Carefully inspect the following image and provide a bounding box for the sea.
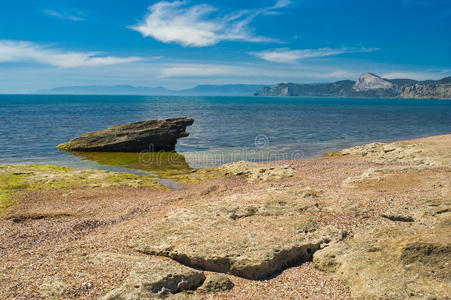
[1,95,451,175]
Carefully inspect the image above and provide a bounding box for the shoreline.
[1,133,450,299]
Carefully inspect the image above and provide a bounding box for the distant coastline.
[34,72,451,99]
[36,84,265,97]
[254,72,451,99]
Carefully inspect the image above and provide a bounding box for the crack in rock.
[129,194,343,279]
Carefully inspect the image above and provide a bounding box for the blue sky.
[0,0,450,92]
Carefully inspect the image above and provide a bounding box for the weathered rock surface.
[220,161,295,182]
[129,190,343,279]
[313,134,451,299]
[39,279,69,298]
[57,117,194,152]
[333,134,451,167]
[92,254,206,299]
[197,274,234,293]
[313,211,451,299]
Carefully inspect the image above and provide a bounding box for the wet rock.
[129,193,343,279]
[57,117,194,152]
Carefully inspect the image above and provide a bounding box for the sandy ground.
[0,134,450,299]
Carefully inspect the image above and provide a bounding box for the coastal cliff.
[255,73,451,99]
[400,77,451,98]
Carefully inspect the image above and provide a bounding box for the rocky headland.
[1,134,450,299]
[255,72,451,99]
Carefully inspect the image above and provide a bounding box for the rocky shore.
[1,134,450,299]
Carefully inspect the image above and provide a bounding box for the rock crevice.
[129,193,343,280]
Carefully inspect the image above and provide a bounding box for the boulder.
[197,274,234,293]
[129,191,344,279]
[57,117,194,152]
[96,254,206,300]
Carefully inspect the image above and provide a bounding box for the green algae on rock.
[69,151,192,177]
[0,164,163,215]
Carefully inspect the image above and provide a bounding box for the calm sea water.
[1,95,451,172]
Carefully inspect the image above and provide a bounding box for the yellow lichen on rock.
[0,164,162,215]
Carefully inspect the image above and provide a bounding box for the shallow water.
[1,95,451,173]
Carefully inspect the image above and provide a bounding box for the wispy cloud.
[381,71,448,80]
[0,40,141,68]
[130,0,290,47]
[160,64,240,77]
[272,0,292,9]
[43,9,85,22]
[159,63,359,80]
[251,47,379,63]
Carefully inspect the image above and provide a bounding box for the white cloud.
[381,71,448,80]
[160,64,239,77]
[130,1,289,47]
[272,0,292,9]
[251,47,379,63]
[159,63,359,80]
[43,9,85,22]
[0,40,141,68]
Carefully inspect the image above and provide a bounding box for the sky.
[0,0,450,93]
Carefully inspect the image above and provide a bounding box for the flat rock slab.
[219,161,295,182]
[334,134,451,168]
[129,191,343,279]
[92,253,206,299]
[313,212,451,299]
[57,117,194,152]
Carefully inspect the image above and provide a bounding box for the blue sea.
[1,95,451,172]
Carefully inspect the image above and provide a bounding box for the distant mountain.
[37,84,265,96]
[177,84,265,96]
[353,73,394,91]
[254,73,451,99]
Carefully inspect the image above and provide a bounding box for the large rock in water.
[57,117,194,152]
